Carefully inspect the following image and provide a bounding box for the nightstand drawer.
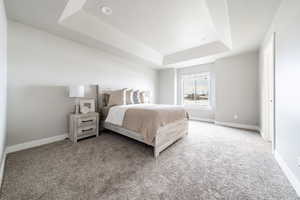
[69,112,99,143]
[77,126,97,136]
[77,116,97,127]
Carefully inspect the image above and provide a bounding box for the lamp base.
[74,104,79,114]
[74,98,80,114]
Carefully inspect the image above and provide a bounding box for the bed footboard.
[104,120,188,158]
[154,119,189,157]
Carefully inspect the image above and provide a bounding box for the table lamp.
[69,85,85,114]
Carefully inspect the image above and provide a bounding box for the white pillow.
[126,89,134,104]
[139,91,146,103]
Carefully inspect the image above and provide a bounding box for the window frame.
[181,72,212,109]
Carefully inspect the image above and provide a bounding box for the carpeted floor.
[0,121,298,200]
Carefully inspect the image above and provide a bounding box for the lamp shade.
[69,85,85,98]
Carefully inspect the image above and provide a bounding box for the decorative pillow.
[126,89,134,104]
[139,91,146,103]
[107,89,126,106]
[132,90,141,104]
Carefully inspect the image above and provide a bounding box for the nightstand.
[69,112,99,143]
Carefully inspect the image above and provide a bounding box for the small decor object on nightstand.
[69,85,85,114]
[69,112,99,143]
[79,99,95,114]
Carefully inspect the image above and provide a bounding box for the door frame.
[272,32,276,152]
[262,32,276,152]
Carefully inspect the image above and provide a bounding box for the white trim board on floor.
[6,134,68,154]
[189,117,215,123]
[0,153,7,188]
[274,151,300,197]
[214,121,260,132]
[190,118,260,132]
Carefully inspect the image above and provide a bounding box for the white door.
[262,34,275,149]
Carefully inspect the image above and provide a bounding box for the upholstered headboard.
[97,87,122,120]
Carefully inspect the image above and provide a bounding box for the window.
[182,73,211,107]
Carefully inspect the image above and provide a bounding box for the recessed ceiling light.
[100,6,112,15]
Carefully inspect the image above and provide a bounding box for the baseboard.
[6,134,68,154]
[190,117,215,123]
[214,121,260,132]
[190,118,260,132]
[0,152,7,188]
[274,151,300,197]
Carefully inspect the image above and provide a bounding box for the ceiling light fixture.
[100,5,112,15]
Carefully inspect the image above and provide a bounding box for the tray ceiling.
[5,0,282,68]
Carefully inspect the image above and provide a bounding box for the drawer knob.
[81,119,94,123]
[82,128,94,132]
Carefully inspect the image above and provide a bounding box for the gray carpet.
[0,121,298,200]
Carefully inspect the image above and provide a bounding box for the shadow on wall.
[24,85,74,114]
[7,85,75,146]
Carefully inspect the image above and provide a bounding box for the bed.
[98,88,189,157]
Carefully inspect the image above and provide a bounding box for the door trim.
[272,32,276,152]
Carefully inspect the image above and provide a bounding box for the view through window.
[182,73,210,106]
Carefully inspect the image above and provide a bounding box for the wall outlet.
[298,157,300,167]
[234,114,238,120]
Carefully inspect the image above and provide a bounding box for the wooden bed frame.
[96,86,189,157]
[104,119,188,157]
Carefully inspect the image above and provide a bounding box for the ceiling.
[4,0,282,68]
[84,0,218,55]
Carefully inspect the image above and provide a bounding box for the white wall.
[0,0,7,182]
[158,68,177,104]
[276,17,300,190]
[7,21,158,146]
[159,52,259,127]
[214,52,259,126]
[260,0,300,194]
